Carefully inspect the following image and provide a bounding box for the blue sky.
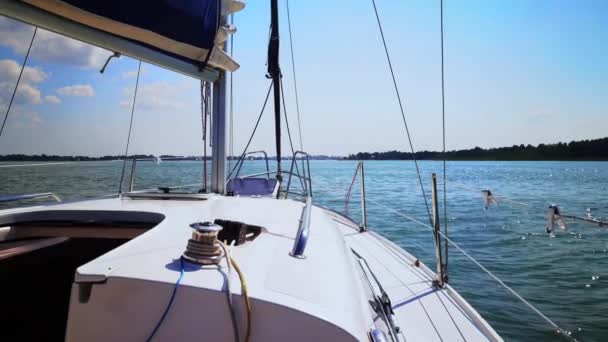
[0,0,606,157]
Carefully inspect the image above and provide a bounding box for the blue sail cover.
[60,0,220,52]
[20,0,238,71]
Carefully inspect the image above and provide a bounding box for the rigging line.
[229,12,235,173]
[285,0,304,150]
[201,81,208,192]
[279,79,297,157]
[146,257,185,342]
[364,232,466,341]
[369,0,433,227]
[356,235,442,341]
[230,255,252,342]
[366,198,577,342]
[439,0,449,274]
[433,287,467,342]
[218,242,240,342]
[354,250,402,341]
[279,79,305,191]
[344,164,361,217]
[118,60,142,194]
[86,182,205,200]
[227,83,273,180]
[0,26,37,139]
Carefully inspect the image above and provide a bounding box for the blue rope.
[146,257,185,342]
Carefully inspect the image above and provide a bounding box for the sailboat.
[0,1,506,341]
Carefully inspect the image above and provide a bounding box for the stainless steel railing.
[289,196,312,258]
[0,192,61,204]
[284,151,312,199]
[233,151,270,180]
[128,156,202,192]
[345,161,368,232]
[225,150,312,200]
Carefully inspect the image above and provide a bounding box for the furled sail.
[1,0,244,80]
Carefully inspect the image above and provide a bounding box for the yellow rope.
[230,256,251,342]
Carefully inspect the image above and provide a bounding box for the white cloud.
[0,59,48,84]
[121,81,187,111]
[56,84,95,97]
[45,95,62,104]
[0,81,42,106]
[15,83,42,104]
[122,70,138,78]
[0,59,48,108]
[0,17,112,69]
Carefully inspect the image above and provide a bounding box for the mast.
[268,0,282,177]
[211,74,227,193]
[211,10,229,194]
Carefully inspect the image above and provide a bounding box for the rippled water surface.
[1,160,607,341]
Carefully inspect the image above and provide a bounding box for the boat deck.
[330,209,499,341]
[0,195,501,341]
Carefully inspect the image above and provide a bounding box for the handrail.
[284,151,312,198]
[241,170,311,181]
[129,159,137,192]
[122,192,208,200]
[345,161,368,232]
[234,151,270,180]
[0,192,61,204]
[128,156,203,192]
[290,196,312,258]
[360,162,368,231]
[225,150,310,199]
[241,171,274,179]
[229,150,270,181]
[0,161,97,168]
[430,173,447,286]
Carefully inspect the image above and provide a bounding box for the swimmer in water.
[546,204,567,237]
[482,190,498,210]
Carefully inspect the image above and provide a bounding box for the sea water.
[1,160,607,341]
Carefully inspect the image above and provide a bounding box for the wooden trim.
[0,237,68,260]
[3,226,145,240]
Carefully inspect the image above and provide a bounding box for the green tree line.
[346,137,608,161]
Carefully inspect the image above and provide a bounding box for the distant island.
[0,154,340,162]
[1,137,607,162]
[346,137,608,161]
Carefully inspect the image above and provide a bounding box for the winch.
[183,221,224,265]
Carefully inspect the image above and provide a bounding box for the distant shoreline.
[2,157,608,163]
[0,154,339,162]
[1,137,606,162]
[346,137,608,162]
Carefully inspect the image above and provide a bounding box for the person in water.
[482,190,498,210]
[546,204,567,237]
